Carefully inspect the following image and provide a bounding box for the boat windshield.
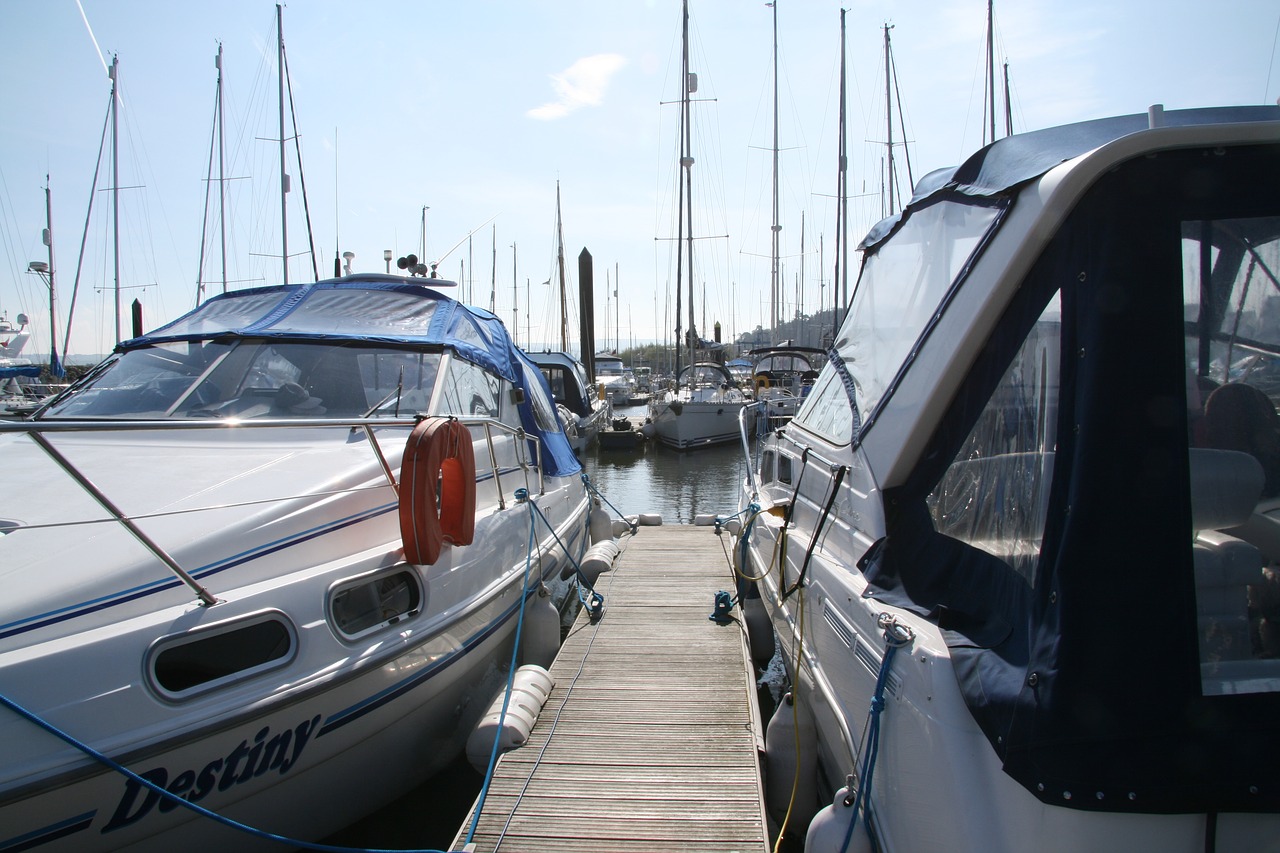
[754,353,816,375]
[596,360,624,376]
[796,198,1004,444]
[678,364,732,389]
[40,339,460,420]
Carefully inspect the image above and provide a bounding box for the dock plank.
[451,524,770,853]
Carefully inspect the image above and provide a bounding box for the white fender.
[562,539,620,583]
[465,665,555,772]
[805,783,871,853]
[764,691,820,831]
[520,586,561,670]
[589,505,613,544]
[637,513,663,526]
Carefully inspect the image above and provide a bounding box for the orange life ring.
[399,417,477,565]
[755,374,770,391]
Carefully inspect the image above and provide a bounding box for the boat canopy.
[115,275,580,477]
[861,105,1280,251]
[804,109,1280,813]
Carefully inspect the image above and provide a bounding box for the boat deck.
[451,524,770,853]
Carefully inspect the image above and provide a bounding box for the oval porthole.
[150,613,295,699]
[329,569,423,640]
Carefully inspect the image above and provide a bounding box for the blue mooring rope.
[464,485,610,846]
[464,487,541,848]
[838,614,914,853]
[0,690,450,853]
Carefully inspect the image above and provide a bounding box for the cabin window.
[760,450,776,484]
[358,351,441,415]
[150,614,294,697]
[792,370,856,445]
[330,570,423,639]
[439,358,501,418]
[522,361,561,434]
[928,294,1061,587]
[777,453,793,485]
[834,199,1003,431]
[1182,214,1280,694]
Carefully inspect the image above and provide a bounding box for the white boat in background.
[649,361,751,450]
[749,344,823,432]
[594,353,635,408]
[528,349,609,453]
[0,273,599,851]
[649,1,752,453]
[737,105,1280,851]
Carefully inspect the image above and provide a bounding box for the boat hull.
[0,426,589,853]
[650,398,752,450]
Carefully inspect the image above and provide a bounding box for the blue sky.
[1,0,1277,360]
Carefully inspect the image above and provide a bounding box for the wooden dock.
[452,524,770,853]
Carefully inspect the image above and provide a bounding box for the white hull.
[0,274,599,851]
[0,425,588,851]
[737,108,1280,850]
[650,397,752,449]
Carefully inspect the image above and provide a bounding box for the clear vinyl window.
[1183,215,1280,695]
[927,295,1061,588]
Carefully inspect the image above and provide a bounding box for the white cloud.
[528,53,627,120]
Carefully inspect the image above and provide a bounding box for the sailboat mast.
[276,4,289,286]
[837,9,849,323]
[883,25,895,217]
[681,1,696,374]
[985,0,996,146]
[217,45,228,294]
[673,0,689,378]
[556,182,569,352]
[110,55,121,344]
[769,0,780,343]
[43,180,60,374]
[1003,60,1013,136]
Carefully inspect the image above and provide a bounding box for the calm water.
[582,403,752,524]
[320,410,752,851]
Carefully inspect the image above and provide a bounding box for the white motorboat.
[736,105,1280,851]
[649,361,752,451]
[528,350,609,453]
[593,353,635,408]
[748,344,823,433]
[0,273,598,851]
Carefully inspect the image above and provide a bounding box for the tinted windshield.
[42,340,445,419]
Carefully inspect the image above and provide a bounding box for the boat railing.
[0,415,543,605]
[738,402,761,499]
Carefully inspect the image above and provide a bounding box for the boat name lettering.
[101,714,322,834]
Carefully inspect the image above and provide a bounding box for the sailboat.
[528,184,609,453]
[737,100,1280,851]
[648,0,752,451]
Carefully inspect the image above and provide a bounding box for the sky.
[0,0,1277,362]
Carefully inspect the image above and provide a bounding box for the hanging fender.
[399,417,477,565]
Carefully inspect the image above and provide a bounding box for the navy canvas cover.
[863,133,1280,812]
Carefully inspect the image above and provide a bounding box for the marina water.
[322,407,753,850]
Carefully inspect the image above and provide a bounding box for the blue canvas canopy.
[126,274,580,478]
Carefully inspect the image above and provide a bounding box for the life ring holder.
[399,417,477,565]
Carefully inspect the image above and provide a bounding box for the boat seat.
[1190,449,1266,663]
[1227,496,1280,566]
